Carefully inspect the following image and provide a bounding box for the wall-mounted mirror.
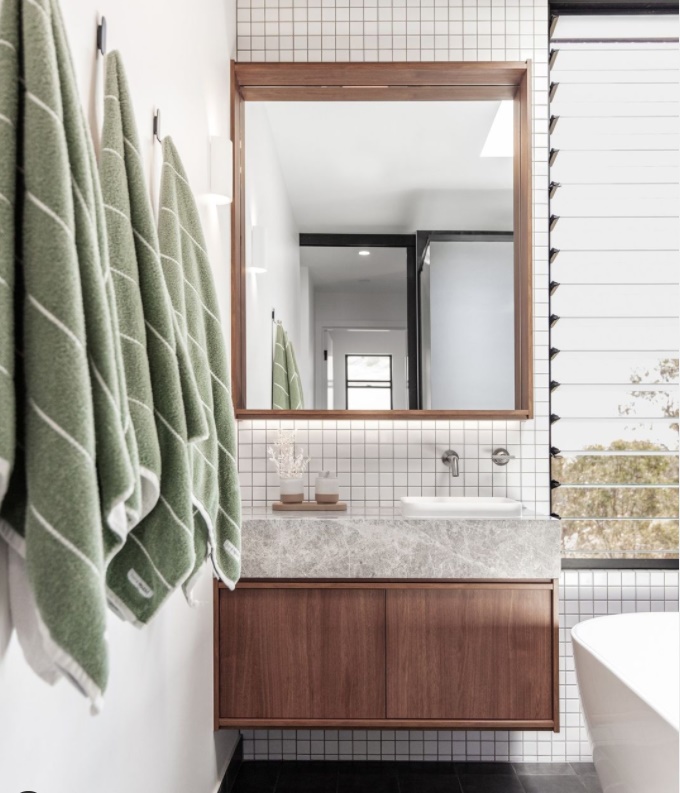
[231,63,532,419]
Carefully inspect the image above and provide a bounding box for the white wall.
[313,291,406,408]
[244,104,311,408]
[428,240,515,410]
[0,1,239,791]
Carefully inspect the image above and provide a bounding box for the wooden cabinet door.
[218,587,386,721]
[386,586,554,722]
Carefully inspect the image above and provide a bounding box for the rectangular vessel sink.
[401,496,522,518]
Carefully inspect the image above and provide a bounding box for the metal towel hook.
[153,110,162,143]
[96,16,107,55]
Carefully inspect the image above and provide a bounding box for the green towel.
[272,322,304,409]
[99,52,160,526]
[158,137,241,591]
[0,0,18,511]
[0,0,136,706]
[100,51,206,624]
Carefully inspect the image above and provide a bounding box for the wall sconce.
[248,226,267,274]
[208,135,232,204]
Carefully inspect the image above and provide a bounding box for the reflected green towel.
[158,137,241,591]
[0,0,135,706]
[272,322,304,410]
[100,52,204,623]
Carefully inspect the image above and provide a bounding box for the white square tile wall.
[236,0,550,516]
[238,419,550,513]
[241,570,680,761]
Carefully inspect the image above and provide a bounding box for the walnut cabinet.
[215,580,559,731]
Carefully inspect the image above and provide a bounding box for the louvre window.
[549,14,679,559]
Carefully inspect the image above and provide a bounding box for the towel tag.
[223,539,241,562]
[127,569,154,599]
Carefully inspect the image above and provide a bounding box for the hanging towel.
[272,322,304,410]
[0,0,17,514]
[100,51,207,624]
[100,50,161,527]
[0,0,135,707]
[158,137,241,591]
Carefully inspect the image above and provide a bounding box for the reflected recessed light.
[358,250,370,256]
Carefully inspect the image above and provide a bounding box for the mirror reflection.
[244,100,515,410]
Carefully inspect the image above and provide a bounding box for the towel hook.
[96,16,107,55]
[153,110,162,142]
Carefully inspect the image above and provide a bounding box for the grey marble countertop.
[241,511,561,580]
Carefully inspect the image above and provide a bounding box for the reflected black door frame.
[299,233,419,409]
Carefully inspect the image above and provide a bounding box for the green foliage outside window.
[554,359,679,559]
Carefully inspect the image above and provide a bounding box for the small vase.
[279,477,304,504]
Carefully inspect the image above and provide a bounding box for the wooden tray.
[272,501,347,512]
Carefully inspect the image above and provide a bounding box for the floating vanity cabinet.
[215,580,559,731]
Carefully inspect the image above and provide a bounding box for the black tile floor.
[231,761,603,793]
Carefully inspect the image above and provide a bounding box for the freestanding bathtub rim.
[572,612,680,733]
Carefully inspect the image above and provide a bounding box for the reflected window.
[346,355,393,410]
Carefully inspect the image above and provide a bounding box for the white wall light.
[208,135,233,204]
[480,101,513,158]
[248,226,268,274]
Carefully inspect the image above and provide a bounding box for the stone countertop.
[240,512,561,580]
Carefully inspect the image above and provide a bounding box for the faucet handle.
[491,448,516,466]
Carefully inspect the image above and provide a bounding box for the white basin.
[400,496,523,518]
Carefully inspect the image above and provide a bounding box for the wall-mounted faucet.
[441,449,460,478]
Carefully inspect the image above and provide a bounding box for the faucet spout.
[441,449,460,478]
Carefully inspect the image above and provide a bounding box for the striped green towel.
[0,0,18,512]
[158,137,241,591]
[272,322,304,409]
[0,0,136,706]
[101,51,205,624]
[99,51,160,527]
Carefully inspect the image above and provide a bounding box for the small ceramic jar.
[279,477,304,504]
[315,473,339,504]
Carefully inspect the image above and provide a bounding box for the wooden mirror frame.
[230,61,533,420]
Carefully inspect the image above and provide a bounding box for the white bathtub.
[572,612,679,793]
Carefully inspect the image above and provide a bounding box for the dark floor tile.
[513,764,575,776]
[578,774,603,793]
[569,763,597,777]
[337,761,399,793]
[456,763,517,775]
[459,773,524,793]
[276,760,338,793]
[397,761,461,793]
[232,761,281,793]
[518,775,587,793]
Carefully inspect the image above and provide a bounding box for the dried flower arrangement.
[267,430,310,480]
